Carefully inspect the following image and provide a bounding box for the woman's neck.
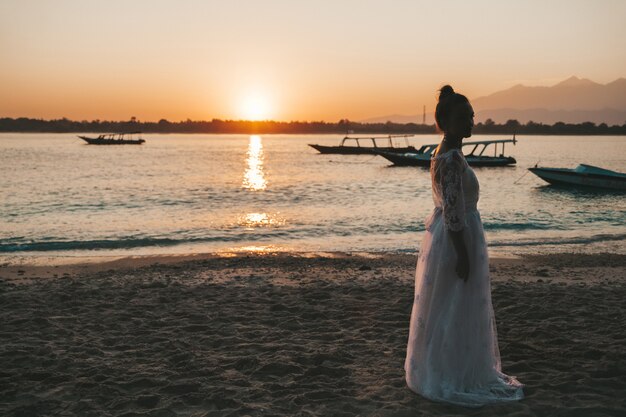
[442,135,462,148]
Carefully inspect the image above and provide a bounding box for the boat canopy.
[414,137,517,157]
[340,134,414,148]
[575,164,626,178]
[101,131,143,139]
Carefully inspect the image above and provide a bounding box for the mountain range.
[362,76,626,125]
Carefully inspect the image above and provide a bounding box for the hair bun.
[439,85,455,101]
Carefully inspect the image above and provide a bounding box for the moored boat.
[309,134,417,154]
[529,164,626,191]
[374,138,517,167]
[78,131,145,145]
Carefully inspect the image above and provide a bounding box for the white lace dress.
[404,148,524,407]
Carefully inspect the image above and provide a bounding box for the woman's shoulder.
[433,148,461,158]
[432,149,466,178]
[432,148,464,162]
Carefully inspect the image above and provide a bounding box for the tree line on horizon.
[1,116,625,135]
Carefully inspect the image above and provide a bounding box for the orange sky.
[1,0,625,122]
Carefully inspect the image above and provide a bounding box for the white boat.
[528,164,626,191]
[374,138,517,167]
[309,134,417,154]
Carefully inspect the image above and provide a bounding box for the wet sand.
[1,252,625,416]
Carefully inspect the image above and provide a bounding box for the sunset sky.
[1,0,625,122]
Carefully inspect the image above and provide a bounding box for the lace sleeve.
[441,151,466,232]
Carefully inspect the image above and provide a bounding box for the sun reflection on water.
[239,212,285,229]
[243,135,266,191]
[224,245,286,254]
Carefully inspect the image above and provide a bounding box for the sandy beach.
[1,251,625,416]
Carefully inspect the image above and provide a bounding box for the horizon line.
[2,116,626,127]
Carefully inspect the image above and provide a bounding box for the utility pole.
[422,105,426,125]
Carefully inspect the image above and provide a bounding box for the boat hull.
[308,144,417,155]
[79,136,145,145]
[375,151,517,167]
[529,167,626,191]
[466,156,517,167]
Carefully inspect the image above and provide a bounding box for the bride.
[404,85,524,407]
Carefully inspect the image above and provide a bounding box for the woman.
[404,85,524,407]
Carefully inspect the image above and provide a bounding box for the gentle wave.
[0,227,343,252]
[489,233,626,247]
[2,232,624,253]
[482,221,556,231]
[0,236,247,252]
[0,238,177,252]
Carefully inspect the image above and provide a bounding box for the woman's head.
[435,85,474,139]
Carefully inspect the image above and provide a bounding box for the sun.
[240,93,272,121]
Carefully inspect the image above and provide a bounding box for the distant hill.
[363,76,626,125]
[472,76,626,124]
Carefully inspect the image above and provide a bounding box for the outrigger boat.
[374,138,517,167]
[78,131,145,145]
[309,134,418,154]
[529,164,626,191]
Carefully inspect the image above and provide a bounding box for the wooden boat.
[529,164,626,191]
[374,138,517,167]
[309,134,417,154]
[78,131,145,145]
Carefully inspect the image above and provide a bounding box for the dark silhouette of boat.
[529,164,626,191]
[374,138,517,167]
[78,131,145,145]
[309,134,417,154]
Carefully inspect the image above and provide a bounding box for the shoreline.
[1,249,625,283]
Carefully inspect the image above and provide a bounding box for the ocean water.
[1,133,624,257]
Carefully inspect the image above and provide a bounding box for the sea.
[1,133,624,259]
